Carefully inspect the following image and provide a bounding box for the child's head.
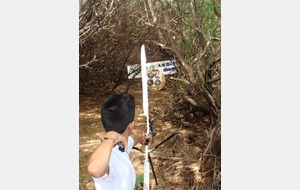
[101,92,135,134]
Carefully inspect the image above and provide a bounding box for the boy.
[87,92,149,190]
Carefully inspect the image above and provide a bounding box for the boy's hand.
[141,134,153,146]
[105,131,128,152]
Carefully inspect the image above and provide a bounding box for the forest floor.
[79,80,213,190]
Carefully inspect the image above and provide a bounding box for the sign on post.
[127,60,176,79]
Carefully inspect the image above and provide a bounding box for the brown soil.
[79,80,214,190]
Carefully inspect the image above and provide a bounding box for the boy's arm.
[87,131,127,178]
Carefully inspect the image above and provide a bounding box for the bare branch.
[211,0,221,19]
[79,54,97,68]
[147,0,157,24]
[79,0,90,13]
[183,95,198,107]
[79,0,120,45]
[206,77,221,84]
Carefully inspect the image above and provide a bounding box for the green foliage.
[201,0,220,38]
[135,173,166,189]
[181,6,190,15]
[158,0,168,7]
[135,174,144,189]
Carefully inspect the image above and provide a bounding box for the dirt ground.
[79,80,214,190]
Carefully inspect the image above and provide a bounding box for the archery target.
[147,69,166,91]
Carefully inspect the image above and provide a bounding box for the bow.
[138,45,177,189]
[141,44,151,190]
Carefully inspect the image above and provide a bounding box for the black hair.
[101,92,135,134]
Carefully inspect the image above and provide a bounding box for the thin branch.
[169,77,191,85]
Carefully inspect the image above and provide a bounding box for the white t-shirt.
[92,136,136,190]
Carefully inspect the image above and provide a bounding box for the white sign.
[127,60,176,79]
